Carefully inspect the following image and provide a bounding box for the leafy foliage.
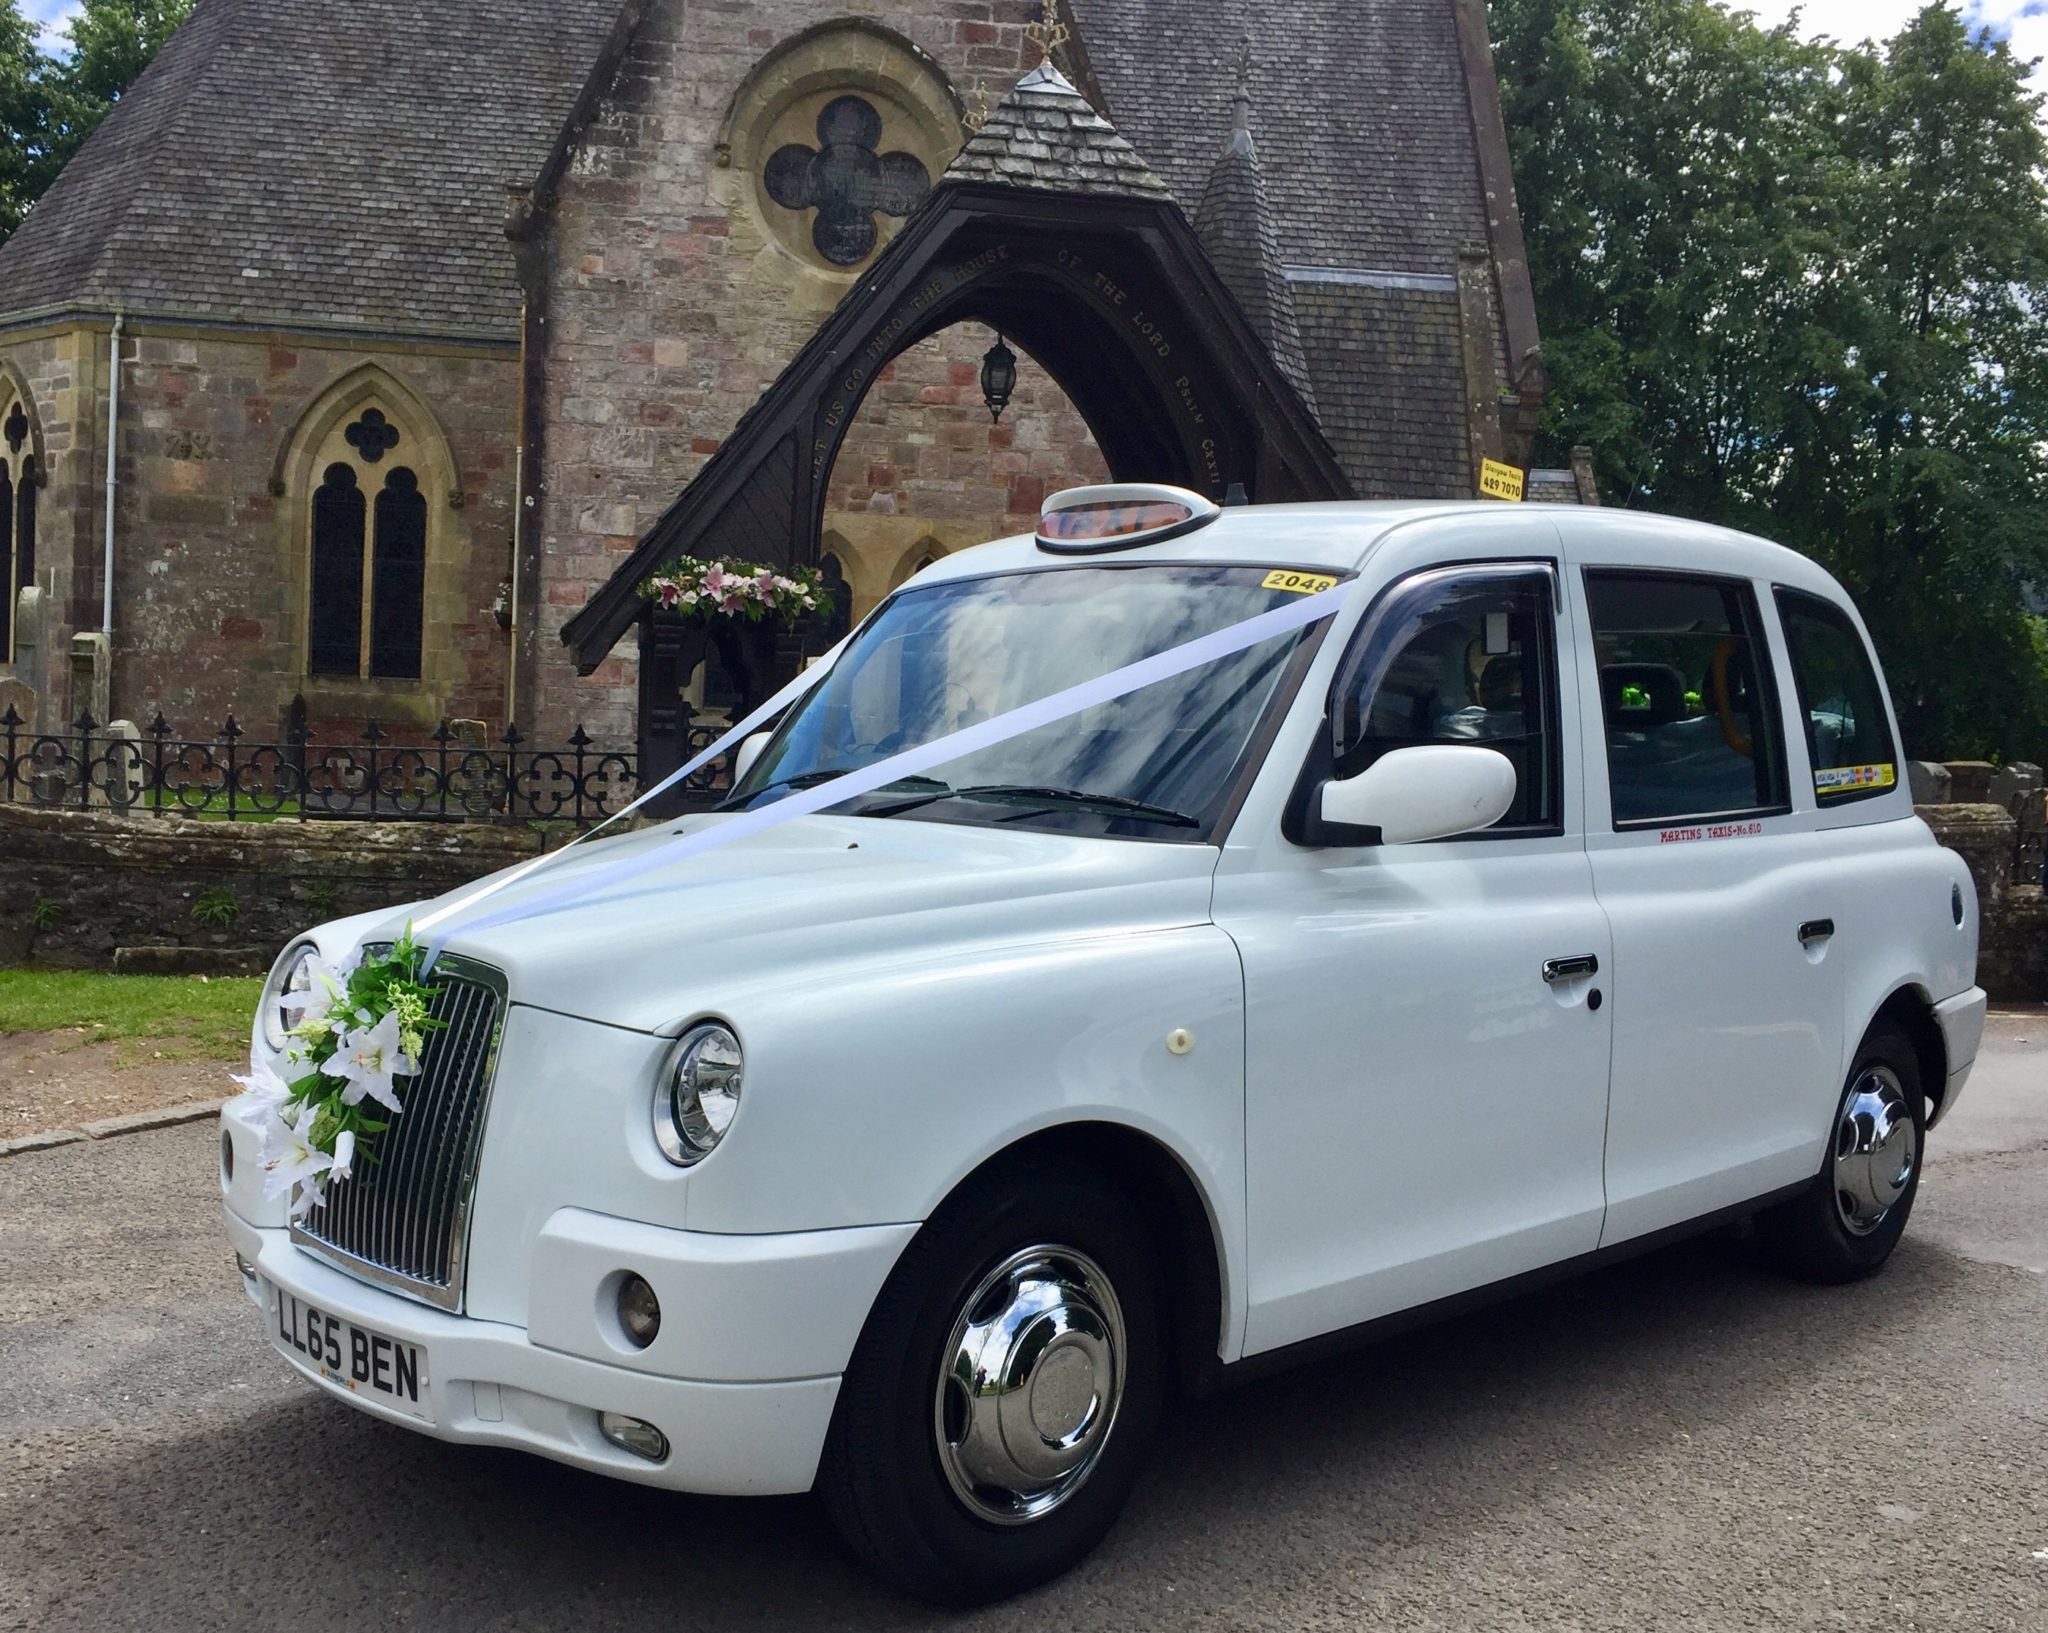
[273,930,442,1184]
[190,884,239,928]
[0,0,190,240]
[1493,0,2048,763]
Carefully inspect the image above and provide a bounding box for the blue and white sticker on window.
[1814,763,1896,795]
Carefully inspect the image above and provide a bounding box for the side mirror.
[732,731,772,789]
[1319,744,1517,845]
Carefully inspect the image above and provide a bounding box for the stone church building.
[0,0,1578,760]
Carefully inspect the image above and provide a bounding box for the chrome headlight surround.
[654,1022,744,1166]
[259,940,320,1054]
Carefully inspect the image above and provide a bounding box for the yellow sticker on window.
[1814,764,1897,793]
[1262,569,1340,595]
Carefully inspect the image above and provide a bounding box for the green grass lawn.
[0,968,264,1061]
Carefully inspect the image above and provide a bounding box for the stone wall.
[0,327,98,714]
[823,331,1108,619]
[1919,802,2044,1002]
[0,805,538,972]
[0,320,522,742]
[527,1,1109,744]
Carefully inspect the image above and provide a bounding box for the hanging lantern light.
[980,335,1018,424]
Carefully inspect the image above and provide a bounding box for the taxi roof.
[909,500,1846,603]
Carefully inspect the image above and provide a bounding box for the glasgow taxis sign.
[1478,458,1525,502]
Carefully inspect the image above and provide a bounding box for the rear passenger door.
[1566,559,1843,1245]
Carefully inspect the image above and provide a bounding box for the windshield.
[727,563,1334,839]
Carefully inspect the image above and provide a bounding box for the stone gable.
[527,2,1112,742]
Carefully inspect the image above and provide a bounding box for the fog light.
[221,1129,235,1184]
[599,1411,669,1462]
[234,1253,256,1283]
[616,1274,661,1348]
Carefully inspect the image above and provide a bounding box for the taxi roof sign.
[1036,483,1222,554]
[1478,459,1526,502]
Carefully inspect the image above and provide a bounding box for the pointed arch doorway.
[562,96,1351,776]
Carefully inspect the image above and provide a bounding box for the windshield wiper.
[865,782,1199,828]
[715,768,844,811]
[718,770,951,813]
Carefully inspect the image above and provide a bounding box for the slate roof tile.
[1071,0,1491,275]
[0,0,625,334]
[945,63,1174,199]
[1291,278,1468,497]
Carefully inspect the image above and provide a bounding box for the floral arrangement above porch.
[638,557,828,623]
[234,931,438,1218]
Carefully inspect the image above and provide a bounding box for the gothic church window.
[0,393,37,666]
[306,407,428,680]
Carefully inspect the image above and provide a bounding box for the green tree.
[38,0,191,181]
[0,0,190,241]
[1492,0,2048,763]
[0,0,51,238]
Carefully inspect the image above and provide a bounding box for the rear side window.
[1585,571,1788,826]
[1775,588,1899,804]
[1337,566,1561,833]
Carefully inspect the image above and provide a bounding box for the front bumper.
[225,1204,914,1495]
[1930,985,1990,1129]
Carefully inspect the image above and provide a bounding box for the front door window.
[1335,566,1562,834]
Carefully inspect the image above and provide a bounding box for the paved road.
[5,1016,2046,1632]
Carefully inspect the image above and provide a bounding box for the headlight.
[654,1023,743,1166]
[260,941,319,1052]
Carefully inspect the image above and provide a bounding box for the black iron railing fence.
[0,706,733,826]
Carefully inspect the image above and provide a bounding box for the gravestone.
[101,718,144,813]
[70,630,110,726]
[1987,762,2043,814]
[10,585,45,731]
[1907,761,1951,805]
[1945,760,1997,804]
[0,675,33,736]
[447,717,496,817]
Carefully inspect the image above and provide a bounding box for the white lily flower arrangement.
[233,929,439,1217]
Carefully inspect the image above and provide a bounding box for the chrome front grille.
[291,954,507,1312]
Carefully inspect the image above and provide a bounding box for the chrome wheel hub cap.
[1833,1065,1917,1237]
[933,1245,1125,1526]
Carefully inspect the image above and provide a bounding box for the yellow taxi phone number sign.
[1478,459,1525,502]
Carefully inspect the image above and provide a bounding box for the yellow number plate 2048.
[1262,569,1340,595]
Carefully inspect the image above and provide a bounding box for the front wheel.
[817,1164,1166,1605]
[1757,1023,1925,1283]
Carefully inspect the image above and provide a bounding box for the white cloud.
[1725,0,2048,100]
[24,0,81,54]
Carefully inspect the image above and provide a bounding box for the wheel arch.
[1866,984,1947,1120]
[929,1120,1230,1398]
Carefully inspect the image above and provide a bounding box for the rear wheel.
[1758,1023,1925,1283]
[817,1164,1166,1605]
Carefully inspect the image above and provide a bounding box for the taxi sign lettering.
[1478,459,1526,502]
[1261,569,1340,595]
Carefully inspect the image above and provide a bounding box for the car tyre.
[817,1159,1166,1606]
[1757,1022,1925,1284]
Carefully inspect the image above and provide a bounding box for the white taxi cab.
[220,487,1987,1604]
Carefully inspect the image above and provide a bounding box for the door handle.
[1798,919,1835,946]
[1542,954,1599,984]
